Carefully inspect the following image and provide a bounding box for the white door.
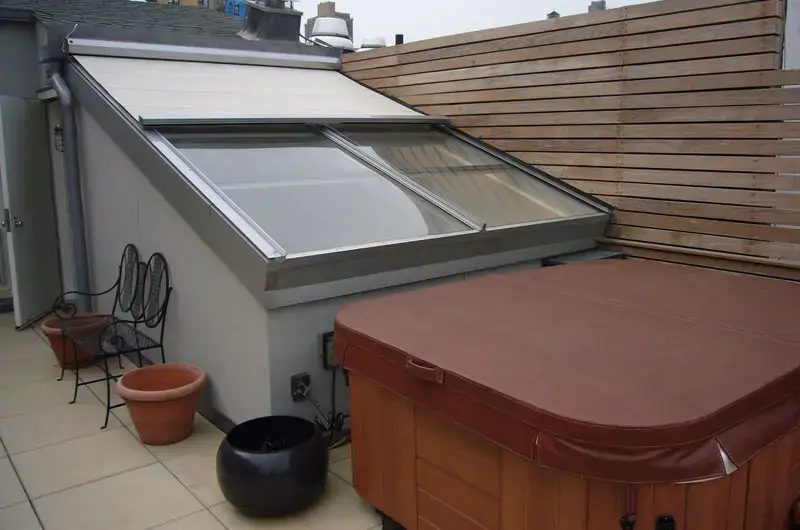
[0,96,61,327]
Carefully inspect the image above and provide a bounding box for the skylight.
[166,129,470,255]
[161,124,603,257]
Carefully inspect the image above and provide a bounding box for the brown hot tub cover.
[335,259,800,484]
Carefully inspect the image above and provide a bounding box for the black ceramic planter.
[217,416,329,517]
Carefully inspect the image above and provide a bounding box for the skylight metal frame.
[317,126,486,232]
[139,116,451,128]
[151,121,609,261]
[148,130,288,259]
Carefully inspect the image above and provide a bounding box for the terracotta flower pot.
[41,313,109,369]
[117,363,206,446]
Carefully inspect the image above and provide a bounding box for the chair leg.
[102,356,111,430]
[58,333,67,382]
[160,346,166,364]
[118,354,124,370]
[70,348,80,405]
[137,350,143,367]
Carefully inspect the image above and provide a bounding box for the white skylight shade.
[73,55,423,121]
[337,126,598,227]
[167,132,469,254]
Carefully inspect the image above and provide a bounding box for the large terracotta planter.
[41,313,108,369]
[117,363,206,446]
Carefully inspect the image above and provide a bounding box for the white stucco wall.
[77,108,272,423]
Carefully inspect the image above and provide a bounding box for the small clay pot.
[117,363,206,446]
[41,313,109,369]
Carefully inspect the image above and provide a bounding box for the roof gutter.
[51,73,91,312]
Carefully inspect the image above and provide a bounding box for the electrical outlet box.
[290,373,310,402]
[319,331,338,370]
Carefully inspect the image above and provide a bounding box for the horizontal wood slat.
[370,52,778,92]
[600,244,800,281]
[494,139,800,156]
[537,166,800,190]
[420,87,800,116]
[345,0,800,277]
[350,32,780,84]
[342,0,766,63]
[388,65,800,100]
[345,16,780,75]
[452,104,800,128]
[470,121,800,139]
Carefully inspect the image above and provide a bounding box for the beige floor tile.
[34,463,202,530]
[12,427,155,498]
[0,502,42,530]
[0,399,121,454]
[330,457,353,485]
[211,474,380,530]
[152,510,226,530]
[329,443,351,464]
[0,378,80,419]
[147,415,224,461]
[0,458,26,510]
[0,355,62,390]
[163,451,224,508]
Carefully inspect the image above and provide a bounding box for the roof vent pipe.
[241,0,303,42]
[310,17,355,52]
[51,73,91,313]
[360,36,386,51]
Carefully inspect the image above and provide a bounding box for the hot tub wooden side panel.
[350,374,800,530]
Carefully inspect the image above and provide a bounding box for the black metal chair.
[64,252,172,429]
[52,244,142,383]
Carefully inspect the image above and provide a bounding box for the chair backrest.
[130,252,171,329]
[114,244,141,315]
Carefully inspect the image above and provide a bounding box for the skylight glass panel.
[167,131,470,255]
[335,125,597,227]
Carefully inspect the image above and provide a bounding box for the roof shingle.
[0,0,243,35]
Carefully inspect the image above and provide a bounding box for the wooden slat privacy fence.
[342,0,800,281]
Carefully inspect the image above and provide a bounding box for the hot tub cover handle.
[405,358,444,384]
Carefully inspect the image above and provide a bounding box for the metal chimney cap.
[361,36,386,49]
[312,34,355,52]
[311,17,350,38]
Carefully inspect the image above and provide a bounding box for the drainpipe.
[51,73,91,313]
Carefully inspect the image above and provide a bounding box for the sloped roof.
[0,0,242,35]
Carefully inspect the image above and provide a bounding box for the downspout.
[51,72,91,313]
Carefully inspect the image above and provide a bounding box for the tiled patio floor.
[0,312,378,530]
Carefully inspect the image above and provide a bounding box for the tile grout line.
[0,436,46,530]
[21,461,158,504]
[2,421,127,458]
[156,459,232,530]
[142,507,211,530]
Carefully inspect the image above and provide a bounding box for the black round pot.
[217,416,329,517]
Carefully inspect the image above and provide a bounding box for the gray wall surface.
[78,108,273,424]
[786,0,800,69]
[267,259,543,423]
[0,21,39,99]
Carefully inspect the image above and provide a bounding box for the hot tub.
[335,259,800,530]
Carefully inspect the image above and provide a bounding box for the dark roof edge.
[0,6,35,22]
[67,24,339,58]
